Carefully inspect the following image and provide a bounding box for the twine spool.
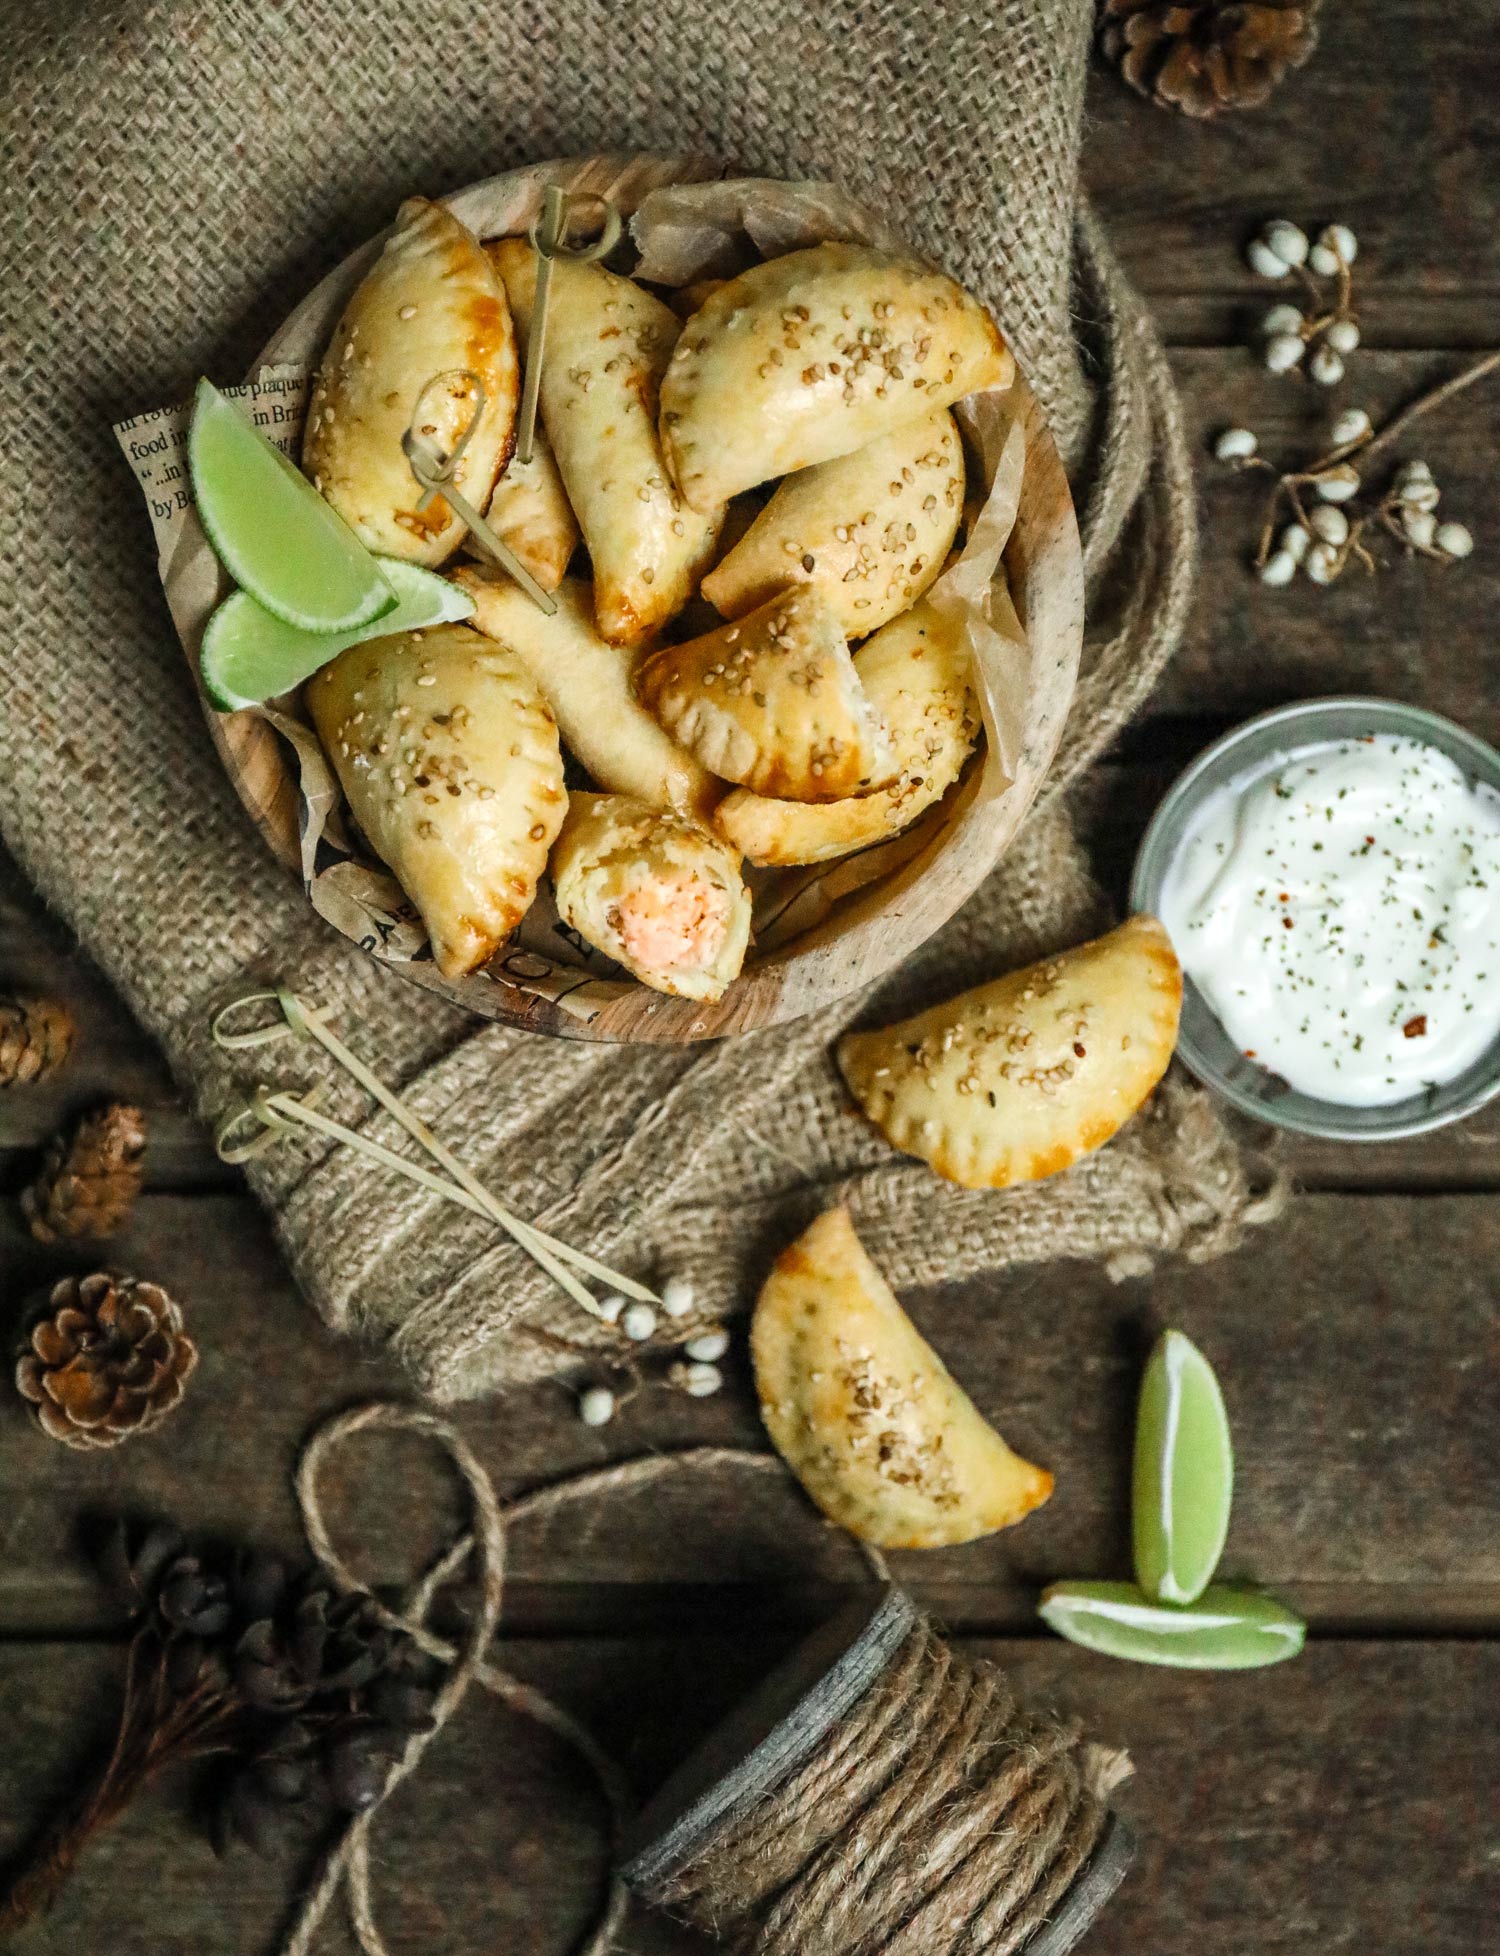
[622,1589,1134,1956]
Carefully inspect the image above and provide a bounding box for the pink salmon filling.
[613,872,731,973]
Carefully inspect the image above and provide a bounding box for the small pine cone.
[14,1271,198,1450]
[0,992,74,1086]
[1099,0,1322,118]
[22,1102,147,1241]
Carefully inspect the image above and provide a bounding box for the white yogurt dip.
[1159,734,1500,1105]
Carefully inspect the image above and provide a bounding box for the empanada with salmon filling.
[550,793,751,1002]
[306,624,565,980]
[489,240,722,643]
[451,567,720,820]
[837,917,1183,1189]
[304,198,518,565]
[752,1206,1052,1548]
[660,244,1013,513]
[713,598,979,865]
[479,423,579,592]
[635,585,894,802]
[701,410,964,633]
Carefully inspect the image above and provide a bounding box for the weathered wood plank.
[0,1637,1494,1954]
[1085,0,1500,348]
[2,1190,1496,1633]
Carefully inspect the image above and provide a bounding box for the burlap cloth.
[3,0,1274,1401]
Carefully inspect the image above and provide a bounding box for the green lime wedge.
[200,560,475,711]
[1039,1581,1305,1670]
[189,378,395,633]
[1132,1328,1234,1606]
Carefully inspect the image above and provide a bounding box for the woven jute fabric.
[3,1,1269,1401]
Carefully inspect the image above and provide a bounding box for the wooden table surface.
[3,10,1497,1950]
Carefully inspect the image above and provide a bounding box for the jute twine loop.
[653,1618,1129,1956]
[282,1402,887,1956]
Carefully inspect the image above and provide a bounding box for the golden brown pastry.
[660,243,1013,512]
[634,585,894,802]
[479,422,579,591]
[752,1206,1053,1548]
[700,409,964,632]
[550,793,751,1001]
[837,917,1183,1188]
[489,240,722,643]
[451,567,721,820]
[306,624,566,979]
[713,598,979,864]
[303,198,518,565]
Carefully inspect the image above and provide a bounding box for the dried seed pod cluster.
[1246,219,1360,386]
[573,1279,733,1426]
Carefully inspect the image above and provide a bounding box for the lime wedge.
[1132,1328,1233,1606]
[200,560,475,711]
[189,379,395,632]
[1039,1581,1305,1670]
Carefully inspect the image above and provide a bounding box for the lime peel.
[189,378,395,633]
[1039,1581,1306,1671]
[201,561,474,711]
[1132,1327,1234,1607]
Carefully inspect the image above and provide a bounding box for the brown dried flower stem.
[0,1637,239,1936]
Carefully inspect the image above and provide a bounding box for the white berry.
[1315,465,1360,502]
[1399,476,1441,514]
[1309,505,1350,546]
[1261,303,1304,338]
[1262,220,1310,268]
[1402,508,1436,549]
[1324,318,1361,356]
[1214,426,1259,462]
[621,1301,657,1342]
[1264,332,1306,374]
[1305,541,1341,585]
[1402,458,1434,481]
[1248,239,1292,280]
[1280,522,1311,564]
[1311,224,1358,276]
[1309,344,1345,386]
[596,1293,625,1324]
[1258,550,1297,588]
[579,1386,616,1427]
[1331,407,1372,447]
[1435,521,1474,559]
[684,1328,730,1362]
[659,1276,695,1319]
[677,1361,723,1398]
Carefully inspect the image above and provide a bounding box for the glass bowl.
[1130,697,1500,1141]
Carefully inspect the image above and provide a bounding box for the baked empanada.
[479,422,579,591]
[304,198,518,565]
[752,1206,1053,1548]
[489,240,722,644]
[660,243,1013,513]
[837,916,1183,1188]
[713,598,979,865]
[634,585,894,802]
[700,409,964,632]
[551,793,751,1001]
[451,567,720,820]
[306,624,566,979]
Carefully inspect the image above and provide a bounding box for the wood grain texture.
[1,1189,1496,1633]
[0,1638,1494,1955]
[1085,1,1500,347]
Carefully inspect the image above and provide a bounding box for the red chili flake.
[1365,836,1375,846]
[1072,1042,1087,1059]
[1282,916,1295,929]
[1403,1015,1428,1039]
[1245,1049,1258,1059]
[1279,892,1290,902]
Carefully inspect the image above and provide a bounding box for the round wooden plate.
[175,154,1083,1042]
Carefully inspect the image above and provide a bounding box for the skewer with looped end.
[210,986,660,1322]
[400,369,558,615]
[514,185,623,466]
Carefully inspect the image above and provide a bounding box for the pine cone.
[14,1272,198,1449]
[21,1102,146,1241]
[1099,1,1321,118]
[0,992,74,1086]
